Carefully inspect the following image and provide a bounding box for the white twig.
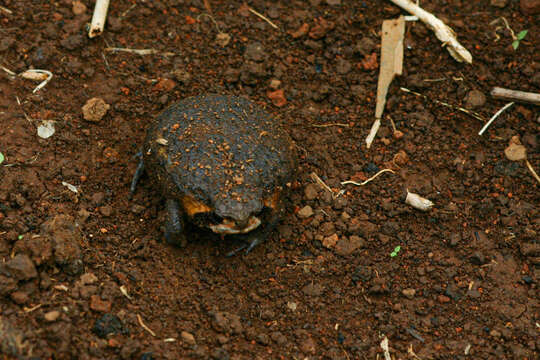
[1,65,16,76]
[89,0,110,38]
[248,7,279,29]
[380,336,392,360]
[19,69,53,93]
[105,47,158,55]
[137,314,156,337]
[0,5,13,14]
[478,102,514,136]
[341,169,396,186]
[490,87,540,105]
[365,118,380,149]
[388,0,472,63]
[525,160,540,184]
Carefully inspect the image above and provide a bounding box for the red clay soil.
[0,0,538,359]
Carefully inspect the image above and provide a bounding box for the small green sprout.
[390,246,401,257]
[0,152,4,164]
[512,30,528,50]
[18,234,24,240]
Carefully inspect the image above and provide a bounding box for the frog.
[131,94,296,255]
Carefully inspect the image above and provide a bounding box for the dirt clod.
[5,254,37,281]
[82,97,110,122]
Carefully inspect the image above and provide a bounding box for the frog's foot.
[164,199,187,247]
[225,234,264,257]
[129,151,144,198]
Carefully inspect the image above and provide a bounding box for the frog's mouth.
[209,216,261,235]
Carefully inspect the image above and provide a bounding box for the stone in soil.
[297,205,314,218]
[210,311,243,335]
[0,275,17,295]
[464,90,486,108]
[90,295,112,312]
[0,316,28,357]
[304,183,319,200]
[44,310,61,322]
[334,235,365,256]
[181,331,196,345]
[244,42,267,62]
[13,235,52,266]
[5,254,37,281]
[82,97,110,122]
[323,233,339,249]
[41,215,83,275]
[402,288,416,299]
[302,282,324,296]
[267,89,287,107]
[490,0,508,7]
[93,314,128,338]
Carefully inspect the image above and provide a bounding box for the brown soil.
[0,1,539,359]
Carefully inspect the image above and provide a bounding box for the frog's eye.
[263,190,280,210]
[182,195,212,216]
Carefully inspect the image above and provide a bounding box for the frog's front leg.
[226,211,279,257]
[164,199,187,247]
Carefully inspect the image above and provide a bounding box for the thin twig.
[312,123,349,128]
[89,0,110,38]
[120,3,136,18]
[310,172,344,199]
[105,47,158,55]
[196,13,223,34]
[341,169,395,186]
[400,87,485,122]
[19,69,53,93]
[310,172,333,194]
[248,7,278,29]
[525,160,540,184]
[101,52,110,71]
[137,314,156,337]
[478,102,514,136]
[0,5,13,14]
[1,65,16,76]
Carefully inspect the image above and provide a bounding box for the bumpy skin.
[140,94,295,252]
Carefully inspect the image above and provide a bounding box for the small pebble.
[464,90,486,108]
[181,331,196,345]
[82,98,110,122]
[297,205,314,218]
[90,295,112,312]
[402,288,416,299]
[44,310,61,322]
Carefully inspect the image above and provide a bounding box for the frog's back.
[144,94,295,205]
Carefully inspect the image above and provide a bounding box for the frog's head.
[181,189,280,235]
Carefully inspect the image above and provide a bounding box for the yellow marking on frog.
[264,189,280,210]
[182,195,212,216]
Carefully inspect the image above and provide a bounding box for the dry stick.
[120,3,137,18]
[367,16,405,149]
[137,314,156,337]
[105,47,158,55]
[388,0,472,63]
[400,87,485,121]
[0,5,12,14]
[248,8,279,29]
[89,0,110,38]
[1,65,16,76]
[20,69,53,93]
[478,102,514,136]
[525,160,540,184]
[312,123,349,128]
[490,87,540,106]
[341,169,395,186]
